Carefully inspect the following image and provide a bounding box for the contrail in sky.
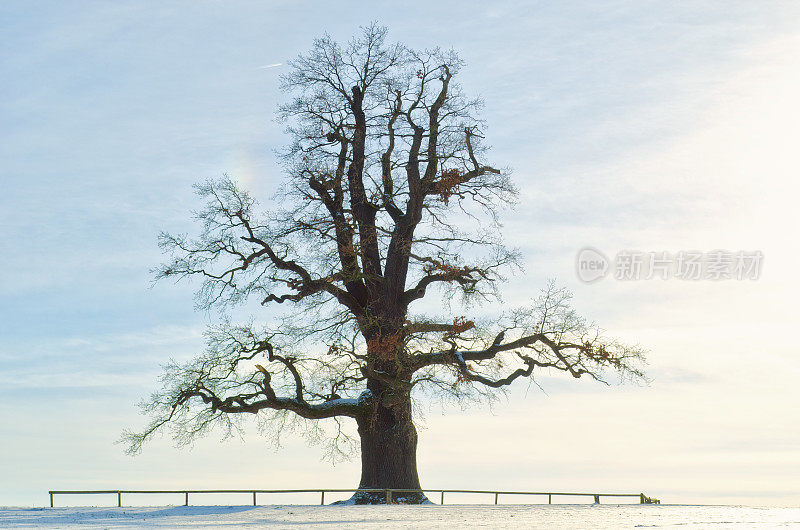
[257,63,283,69]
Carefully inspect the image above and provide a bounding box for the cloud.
[256,63,283,69]
[0,325,205,392]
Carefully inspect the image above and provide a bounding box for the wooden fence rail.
[48,488,660,507]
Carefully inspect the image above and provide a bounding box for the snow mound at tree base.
[332,490,433,505]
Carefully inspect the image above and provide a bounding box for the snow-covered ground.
[1,505,799,529]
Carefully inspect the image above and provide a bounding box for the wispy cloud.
[256,63,283,69]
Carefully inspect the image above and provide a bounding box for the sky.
[1,0,799,508]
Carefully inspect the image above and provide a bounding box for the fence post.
[548,494,552,504]
[49,492,54,508]
[117,492,122,507]
[494,492,498,504]
[253,491,257,506]
[321,491,325,505]
[593,494,600,504]
[440,491,444,505]
[184,492,188,506]
[385,489,392,504]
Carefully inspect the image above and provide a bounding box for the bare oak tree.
[125,25,645,504]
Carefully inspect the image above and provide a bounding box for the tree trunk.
[343,390,430,504]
